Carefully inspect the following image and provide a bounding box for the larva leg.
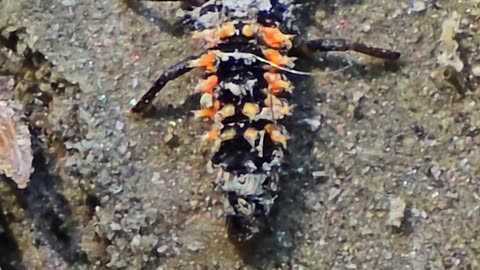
[295,38,400,60]
[130,55,199,114]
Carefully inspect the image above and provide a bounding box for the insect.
[130,0,400,242]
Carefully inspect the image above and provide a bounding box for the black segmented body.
[183,0,297,241]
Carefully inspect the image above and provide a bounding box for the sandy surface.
[0,0,479,269]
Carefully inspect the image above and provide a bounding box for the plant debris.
[0,97,34,189]
[437,11,463,72]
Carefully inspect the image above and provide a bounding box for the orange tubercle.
[192,22,236,46]
[203,126,220,140]
[220,128,236,141]
[264,94,283,108]
[264,94,294,118]
[214,103,235,120]
[259,26,293,49]
[262,49,288,67]
[218,22,236,39]
[193,100,220,120]
[195,75,218,94]
[192,28,215,40]
[243,127,259,147]
[242,24,257,38]
[189,51,218,72]
[242,102,260,120]
[264,72,292,93]
[264,124,288,148]
[269,80,291,93]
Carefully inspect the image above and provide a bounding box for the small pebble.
[187,241,204,252]
[115,121,125,131]
[312,171,327,178]
[164,133,174,143]
[131,235,141,247]
[129,98,137,106]
[410,0,427,12]
[360,23,371,32]
[130,78,139,88]
[276,231,293,248]
[428,163,442,180]
[472,64,480,77]
[117,143,128,155]
[156,245,169,255]
[386,196,406,227]
[151,172,162,185]
[300,118,322,132]
[61,0,74,6]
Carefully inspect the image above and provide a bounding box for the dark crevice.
[13,136,88,265]
[85,193,101,218]
[0,201,26,270]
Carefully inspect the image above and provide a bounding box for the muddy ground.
[0,0,479,269]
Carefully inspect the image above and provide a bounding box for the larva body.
[131,0,400,242]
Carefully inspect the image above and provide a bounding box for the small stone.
[328,188,342,201]
[110,222,122,231]
[359,24,371,33]
[163,133,180,148]
[312,171,327,179]
[299,118,322,132]
[360,226,373,236]
[410,0,427,12]
[151,172,162,185]
[61,0,74,6]
[187,240,204,252]
[315,9,327,21]
[352,90,365,103]
[446,191,458,199]
[386,196,406,227]
[472,64,480,77]
[349,218,358,226]
[428,162,442,180]
[117,143,128,155]
[115,121,125,131]
[156,245,169,255]
[131,78,139,88]
[131,235,141,247]
[384,252,393,260]
[276,231,293,248]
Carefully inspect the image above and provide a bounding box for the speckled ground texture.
[0,0,479,269]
